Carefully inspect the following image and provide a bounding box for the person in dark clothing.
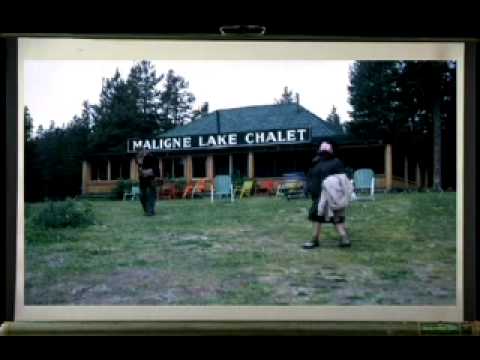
[136,149,160,216]
[303,142,351,249]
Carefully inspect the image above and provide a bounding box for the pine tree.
[36,124,44,138]
[24,106,34,142]
[90,69,139,153]
[24,106,38,201]
[127,60,165,135]
[347,61,409,142]
[192,102,209,121]
[326,105,341,127]
[161,69,196,128]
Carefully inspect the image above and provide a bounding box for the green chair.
[353,168,375,200]
[210,175,234,202]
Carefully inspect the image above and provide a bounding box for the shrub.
[33,199,96,229]
[112,179,138,200]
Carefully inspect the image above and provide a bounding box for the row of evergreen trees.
[25,61,201,201]
[273,61,456,191]
[347,61,457,191]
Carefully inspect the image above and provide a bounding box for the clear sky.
[24,60,354,131]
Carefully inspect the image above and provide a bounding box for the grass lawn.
[25,192,457,305]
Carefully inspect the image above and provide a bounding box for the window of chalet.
[111,159,131,180]
[163,157,185,179]
[232,153,248,178]
[214,154,229,176]
[192,156,207,178]
[90,159,108,181]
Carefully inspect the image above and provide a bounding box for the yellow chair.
[239,180,255,199]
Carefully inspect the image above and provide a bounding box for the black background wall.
[1,7,479,325]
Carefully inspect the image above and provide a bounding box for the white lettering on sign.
[228,134,237,145]
[217,134,228,146]
[207,135,216,146]
[183,137,192,148]
[297,129,307,141]
[245,133,254,144]
[287,130,296,142]
[256,132,265,143]
[266,131,277,143]
[133,140,143,151]
[128,128,309,152]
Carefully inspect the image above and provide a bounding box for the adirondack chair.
[210,175,234,202]
[276,173,307,200]
[158,183,177,200]
[353,168,376,200]
[256,180,276,196]
[278,180,305,200]
[192,179,210,198]
[238,179,255,199]
[123,185,140,200]
[182,181,195,199]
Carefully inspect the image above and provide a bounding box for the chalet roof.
[162,103,344,140]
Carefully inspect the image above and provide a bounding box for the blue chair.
[124,185,140,201]
[210,175,234,202]
[353,169,375,200]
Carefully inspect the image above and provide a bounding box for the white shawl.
[318,174,353,221]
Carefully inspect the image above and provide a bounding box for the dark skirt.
[308,197,345,224]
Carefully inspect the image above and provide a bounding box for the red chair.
[183,181,195,199]
[159,183,177,200]
[193,179,210,197]
[257,180,276,196]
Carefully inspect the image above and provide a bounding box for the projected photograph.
[24,59,457,306]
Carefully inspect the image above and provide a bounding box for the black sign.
[127,128,311,153]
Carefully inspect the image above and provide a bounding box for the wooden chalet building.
[81,103,419,196]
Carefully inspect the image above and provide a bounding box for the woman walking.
[303,142,351,249]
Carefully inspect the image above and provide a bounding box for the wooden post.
[159,158,163,179]
[248,152,255,179]
[185,155,193,182]
[229,154,234,176]
[384,144,392,191]
[416,163,422,189]
[81,161,90,195]
[404,156,409,190]
[130,158,139,181]
[207,155,214,180]
[107,160,111,181]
